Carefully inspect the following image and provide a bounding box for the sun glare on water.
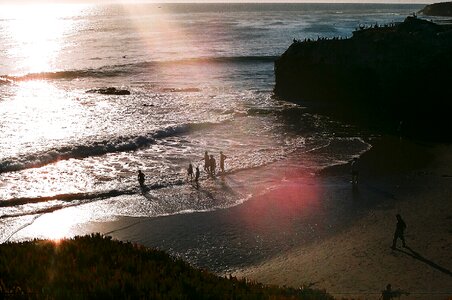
[0,4,96,240]
[17,207,93,242]
[2,4,87,75]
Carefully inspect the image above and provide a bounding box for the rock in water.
[86,87,131,95]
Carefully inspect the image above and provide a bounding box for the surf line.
[0,189,138,208]
[3,214,43,243]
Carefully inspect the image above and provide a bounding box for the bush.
[0,234,333,299]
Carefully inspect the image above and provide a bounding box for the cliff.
[274,16,452,141]
[419,1,452,17]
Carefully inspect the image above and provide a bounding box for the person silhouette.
[202,151,210,173]
[209,155,216,176]
[195,166,200,188]
[392,214,407,249]
[397,120,403,139]
[187,163,193,182]
[138,170,145,187]
[219,151,227,173]
[382,284,393,300]
[351,157,359,185]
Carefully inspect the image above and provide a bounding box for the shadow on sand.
[395,246,452,277]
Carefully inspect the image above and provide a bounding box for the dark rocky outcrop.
[86,87,131,95]
[274,16,452,141]
[419,2,452,17]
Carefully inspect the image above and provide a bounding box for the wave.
[0,189,135,210]
[0,55,278,83]
[0,122,218,173]
[0,181,180,218]
[0,174,231,219]
[0,66,130,83]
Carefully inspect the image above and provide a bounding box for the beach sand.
[17,135,451,299]
[235,136,452,299]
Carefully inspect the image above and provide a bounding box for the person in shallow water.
[209,155,216,176]
[219,151,227,173]
[195,166,200,188]
[202,151,210,174]
[391,214,407,249]
[138,170,145,187]
[187,163,193,182]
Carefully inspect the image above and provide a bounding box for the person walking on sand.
[381,284,394,300]
[209,155,216,177]
[187,163,193,182]
[351,157,359,185]
[381,283,406,299]
[391,214,406,249]
[219,151,227,173]
[138,170,145,187]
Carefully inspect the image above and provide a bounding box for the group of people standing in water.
[202,150,227,176]
[187,151,227,184]
[137,150,227,189]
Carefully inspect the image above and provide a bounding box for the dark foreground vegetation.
[0,234,332,299]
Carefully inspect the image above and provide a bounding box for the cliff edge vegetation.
[0,234,332,299]
[274,16,452,141]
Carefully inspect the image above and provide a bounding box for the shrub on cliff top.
[0,233,332,299]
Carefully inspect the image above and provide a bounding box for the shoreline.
[9,134,452,299]
[234,136,452,299]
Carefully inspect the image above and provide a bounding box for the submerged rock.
[274,16,452,141]
[419,2,452,17]
[86,87,131,95]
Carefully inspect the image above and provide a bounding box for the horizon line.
[0,1,436,4]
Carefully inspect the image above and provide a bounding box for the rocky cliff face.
[419,2,452,17]
[274,17,452,140]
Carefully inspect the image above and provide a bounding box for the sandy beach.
[235,136,452,299]
[14,135,451,299]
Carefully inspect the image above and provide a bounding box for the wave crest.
[0,122,217,173]
[0,66,128,83]
[0,56,277,82]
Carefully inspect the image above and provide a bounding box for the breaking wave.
[0,122,219,173]
[0,55,277,83]
[0,189,136,210]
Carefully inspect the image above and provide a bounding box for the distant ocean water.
[0,3,423,243]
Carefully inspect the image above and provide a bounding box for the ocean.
[1,3,423,270]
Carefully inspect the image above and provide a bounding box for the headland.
[274,16,452,141]
[419,1,452,17]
